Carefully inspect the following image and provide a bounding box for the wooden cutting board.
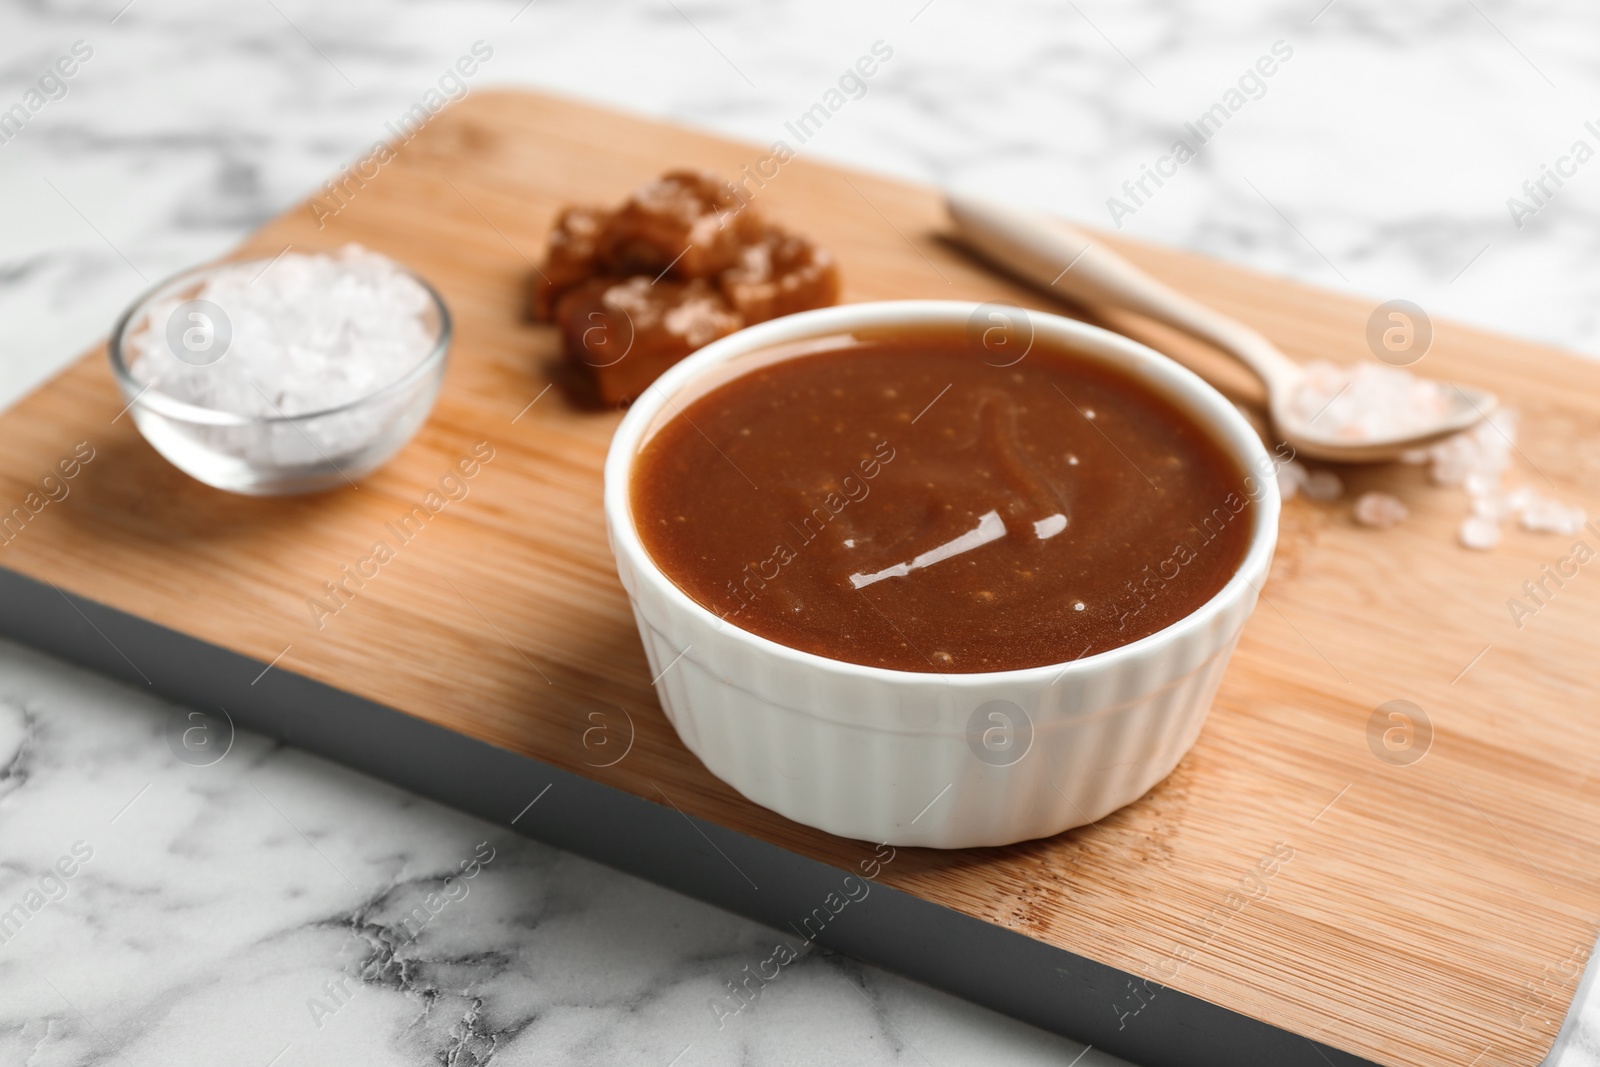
[3,89,1598,1067]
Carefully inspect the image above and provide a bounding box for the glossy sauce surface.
[631,327,1255,672]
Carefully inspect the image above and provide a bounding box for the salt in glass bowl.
[107,253,451,496]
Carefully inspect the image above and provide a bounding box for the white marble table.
[1,1,1597,1064]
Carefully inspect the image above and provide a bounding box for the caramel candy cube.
[555,275,743,405]
[529,205,612,321]
[601,170,764,280]
[720,229,840,323]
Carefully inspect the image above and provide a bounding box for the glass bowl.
[108,253,452,495]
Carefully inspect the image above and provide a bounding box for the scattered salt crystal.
[1354,492,1408,529]
[1276,460,1307,501]
[1284,389,1584,552]
[1419,406,1586,552]
[1519,497,1587,536]
[1289,362,1455,443]
[1425,419,1504,487]
[1277,462,1340,503]
[1302,470,1343,502]
[1429,456,1470,488]
[1470,491,1511,521]
[1459,516,1502,551]
[1463,471,1498,498]
[1471,483,1535,522]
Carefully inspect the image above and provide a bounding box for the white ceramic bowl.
[604,301,1279,848]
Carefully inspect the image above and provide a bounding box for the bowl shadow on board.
[538,352,618,412]
[64,427,366,546]
[882,756,1194,873]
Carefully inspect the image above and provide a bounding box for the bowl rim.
[106,248,453,427]
[604,299,1282,688]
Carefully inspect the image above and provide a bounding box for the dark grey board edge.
[0,563,1377,1067]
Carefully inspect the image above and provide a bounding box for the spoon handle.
[946,192,1303,398]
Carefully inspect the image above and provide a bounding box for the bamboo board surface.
[3,90,1599,1067]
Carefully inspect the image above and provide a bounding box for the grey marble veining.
[0,640,1121,1067]
[2,1,1599,1064]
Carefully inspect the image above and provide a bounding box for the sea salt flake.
[1459,516,1502,551]
[1429,456,1471,488]
[1417,407,1587,552]
[1276,460,1307,501]
[1303,470,1344,503]
[127,244,434,419]
[1471,492,1511,521]
[1519,497,1587,536]
[1353,492,1408,529]
[1289,362,1454,443]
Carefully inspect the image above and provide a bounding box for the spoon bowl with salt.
[947,193,1497,463]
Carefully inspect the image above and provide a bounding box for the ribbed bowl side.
[631,592,1253,848]
[605,303,1279,849]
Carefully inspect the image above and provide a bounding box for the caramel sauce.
[632,326,1255,672]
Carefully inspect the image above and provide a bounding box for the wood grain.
[3,90,1598,1067]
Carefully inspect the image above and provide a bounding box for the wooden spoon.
[946,192,1497,463]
